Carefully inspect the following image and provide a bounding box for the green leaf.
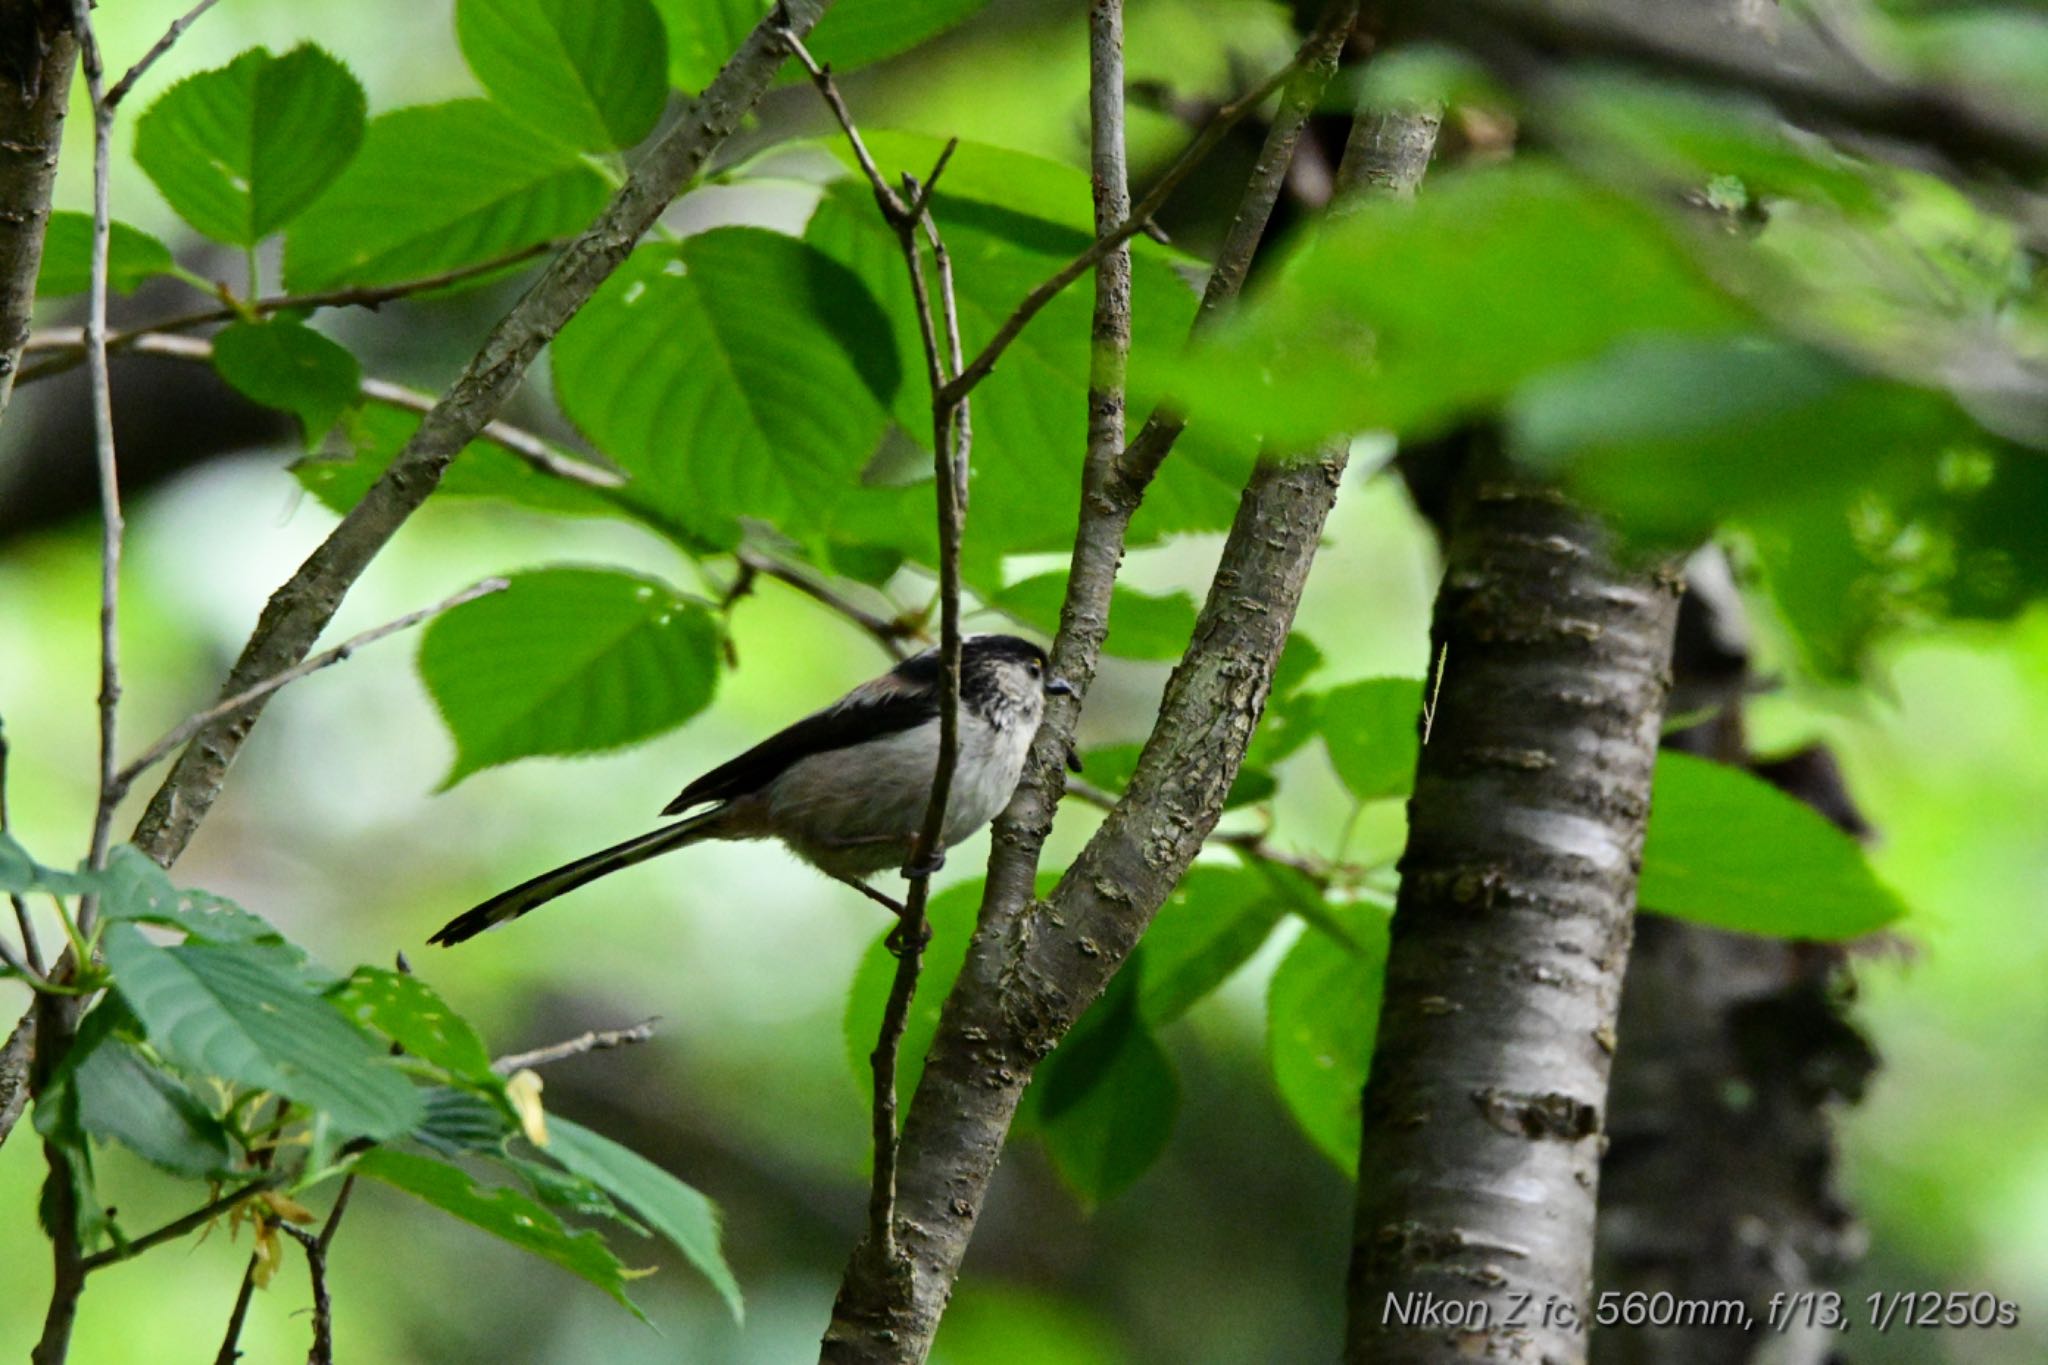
[416,1086,517,1157]
[283,100,609,291]
[1510,334,1969,545]
[103,923,423,1139]
[458,0,669,151]
[1266,905,1390,1171]
[551,230,896,547]
[333,968,497,1085]
[294,404,623,521]
[39,1002,239,1179]
[212,317,361,447]
[418,567,722,784]
[806,177,1227,574]
[96,845,289,947]
[1163,160,1745,448]
[1640,752,1907,939]
[1317,678,1424,803]
[1137,868,1287,1024]
[0,832,100,897]
[35,213,175,297]
[354,1148,645,1315]
[806,0,992,70]
[547,1117,743,1322]
[843,879,984,1096]
[133,44,365,245]
[992,574,1197,661]
[1037,982,1179,1208]
[653,0,989,90]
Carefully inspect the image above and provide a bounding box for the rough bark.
[821,448,1349,1363]
[1346,458,1682,1364]
[0,0,75,420]
[1593,566,1875,1365]
[820,15,1364,1355]
[127,0,834,869]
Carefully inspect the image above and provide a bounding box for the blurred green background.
[2,1,2044,1361]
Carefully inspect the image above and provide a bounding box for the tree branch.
[491,1021,658,1075]
[112,577,507,796]
[1344,459,1681,1363]
[78,1174,282,1274]
[17,237,566,387]
[787,27,977,1303]
[1427,0,2048,181]
[0,720,45,977]
[124,0,837,871]
[935,49,1306,409]
[102,0,219,111]
[0,0,77,421]
[279,1175,352,1365]
[211,1256,260,1365]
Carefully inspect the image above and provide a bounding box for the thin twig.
[736,547,920,658]
[18,238,567,386]
[211,1256,260,1365]
[79,1175,282,1274]
[112,578,510,796]
[0,722,44,976]
[935,50,1303,409]
[33,15,118,1359]
[76,0,121,900]
[103,0,221,110]
[491,1021,658,1075]
[279,1189,343,1365]
[791,45,972,1280]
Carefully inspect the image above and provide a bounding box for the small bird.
[429,633,1072,946]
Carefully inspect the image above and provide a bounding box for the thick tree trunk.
[0,0,73,421]
[1593,569,1876,1365]
[1346,458,1682,1364]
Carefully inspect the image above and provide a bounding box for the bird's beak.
[1045,674,1076,697]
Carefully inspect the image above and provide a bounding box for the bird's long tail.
[429,809,723,946]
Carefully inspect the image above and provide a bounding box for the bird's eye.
[1029,660,1042,676]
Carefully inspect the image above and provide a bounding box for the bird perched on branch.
[429,633,1071,946]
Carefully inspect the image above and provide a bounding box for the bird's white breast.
[762,706,1034,875]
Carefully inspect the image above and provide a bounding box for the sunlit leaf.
[1317,678,1424,803]
[458,0,669,151]
[284,100,608,291]
[654,0,991,90]
[551,230,897,547]
[211,317,361,447]
[333,967,497,1085]
[1163,160,1745,448]
[134,44,365,245]
[418,567,721,785]
[1641,752,1908,939]
[35,213,175,297]
[547,1117,743,1321]
[1266,904,1390,1171]
[354,1148,645,1315]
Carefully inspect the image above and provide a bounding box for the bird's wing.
[662,668,939,815]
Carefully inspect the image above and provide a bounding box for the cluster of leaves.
[1156,68,2048,679]
[846,648,1905,1190]
[1,834,737,1318]
[28,0,1997,1247]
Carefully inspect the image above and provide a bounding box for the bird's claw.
[899,850,945,881]
[885,915,933,956]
